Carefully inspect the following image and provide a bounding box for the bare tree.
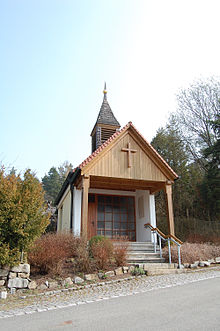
[176,77,220,168]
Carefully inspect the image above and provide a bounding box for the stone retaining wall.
[0,264,31,289]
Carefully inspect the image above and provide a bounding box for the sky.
[1,0,220,179]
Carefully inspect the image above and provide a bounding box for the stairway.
[126,242,165,264]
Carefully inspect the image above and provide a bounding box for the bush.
[28,232,81,275]
[88,235,106,253]
[163,242,220,264]
[113,242,128,267]
[90,236,113,270]
[0,168,49,266]
[73,237,92,274]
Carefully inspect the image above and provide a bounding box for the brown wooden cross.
[121,142,137,168]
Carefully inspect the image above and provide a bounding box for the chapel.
[55,85,178,243]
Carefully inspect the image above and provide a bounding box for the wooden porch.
[78,175,175,241]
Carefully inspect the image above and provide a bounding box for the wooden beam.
[90,175,165,192]
[81,175,90,239]
[164,182,175,236]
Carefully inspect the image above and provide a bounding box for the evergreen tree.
[151,122,203,236]
[200,117,220,221]
[42,162,73,204]
[0,168,49,266]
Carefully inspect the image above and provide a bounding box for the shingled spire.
[91,84,120,152]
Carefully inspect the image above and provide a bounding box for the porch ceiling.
[89,175,165,194]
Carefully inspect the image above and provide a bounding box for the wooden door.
[88,194,97,239]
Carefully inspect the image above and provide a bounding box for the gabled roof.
[79,121,178,178]
[55,122,178,205]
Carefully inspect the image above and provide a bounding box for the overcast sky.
[1,0,220,179]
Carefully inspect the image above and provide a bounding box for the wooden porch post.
[164,181,175,236]
[81,174,90,239]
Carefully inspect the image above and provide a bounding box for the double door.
[88,194,136,241]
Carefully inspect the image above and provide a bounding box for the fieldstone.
[190,263,198,269]
[11,264,30,274]
[18,273,30,279]
[114,267,123,275]
[8,277,28,289]
[98,272,105,279]
[9,272,17,279]
[0,269,9,277]
[0,280,5,286]
[105,271,115,277]
[0,291,7,299]
[184,263,190,268]
[61,277,73,286]
[10,288,16,295]
[208,259,215,264]
[48,281,58,289]
[199,261,210,267]
[28,281,37,290]
[74,276,84,284]
[37,284,48,290]
[215,257,220,263]
[122,266,129,273]
[178,264,185,269]
[84,273,98,281]
[194,261,200,267]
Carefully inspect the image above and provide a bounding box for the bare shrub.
[163,242,220,264]
[73,237,93,274]
[28,232,81,275]
[113,242,128,267]
[90,238,113,270]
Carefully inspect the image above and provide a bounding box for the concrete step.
[127,247,158,252]
[127,252,161,258]
[138,263,176,269]
[146,268,186,276]
[127,257,165,263]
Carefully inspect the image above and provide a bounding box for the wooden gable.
[81,125,177,182]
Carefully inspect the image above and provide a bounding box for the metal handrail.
[144,223,183,268]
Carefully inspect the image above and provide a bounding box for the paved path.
[0,268,220,330]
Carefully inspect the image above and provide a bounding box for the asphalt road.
[1,277,220,331]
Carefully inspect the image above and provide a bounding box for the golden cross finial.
[121,142,137,168]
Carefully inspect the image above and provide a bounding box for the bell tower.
[91,83,120,153]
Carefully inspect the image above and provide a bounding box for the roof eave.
[55,168,81,206]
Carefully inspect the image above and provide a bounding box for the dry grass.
[163,242,220,264]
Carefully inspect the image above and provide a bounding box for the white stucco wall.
[149,194,157,242]
[61,190,71,230]
[57,186,71,231]
[136,190,151,242]
[135,190,157,242]
[73,187,82,236]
